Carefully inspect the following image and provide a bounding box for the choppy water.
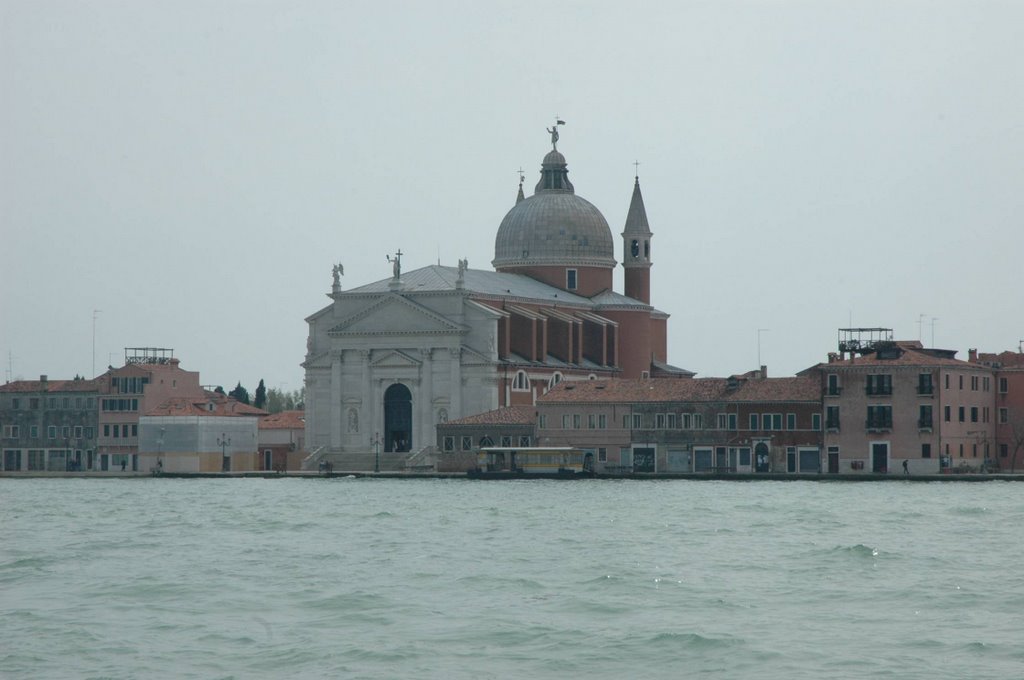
[2,478,1022,679]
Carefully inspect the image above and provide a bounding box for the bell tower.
[622,173,653,304]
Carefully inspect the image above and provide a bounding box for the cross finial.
[633,160,641,179]
[517,167,525,184]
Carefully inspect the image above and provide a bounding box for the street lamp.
[218,434,232,472]
[373,431,381,473]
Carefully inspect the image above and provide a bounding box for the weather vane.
[546,117,565,151]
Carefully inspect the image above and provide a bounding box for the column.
[330,353,343,449]
[360,350,372,448]
[450,347,462,419]
[420,348,433,448]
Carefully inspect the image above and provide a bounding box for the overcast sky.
[2,0,1022,392]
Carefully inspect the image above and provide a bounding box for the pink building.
[972,349,1024,471]
[808,334,996,474]
[258,410,306,472]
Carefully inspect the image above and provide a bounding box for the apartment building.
[0,376,99,471]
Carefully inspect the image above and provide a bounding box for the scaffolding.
[837,328,893,356]
[124,347,175,365]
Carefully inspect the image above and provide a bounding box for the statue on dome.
[387,250,402,280]
[457,258,468,280]
[547,118,565,151]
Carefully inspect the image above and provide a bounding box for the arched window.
[512,370,530,391]
[548,372,563,390]
[479,436,494,447]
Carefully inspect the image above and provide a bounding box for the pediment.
[327,294,465,336]
[371,350,422,369]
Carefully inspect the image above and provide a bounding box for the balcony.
[917,385,934,396]
[865,387,893,396]
[826,386,842,397]
[917,419,933,432]
[865,419,893,432]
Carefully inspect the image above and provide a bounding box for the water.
[2,478,1022,679]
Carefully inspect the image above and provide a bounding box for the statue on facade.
[332,263,344,293]
[347,407,359,433]
[546,118,565,151]
[387,250,402,280]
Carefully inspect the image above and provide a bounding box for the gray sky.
[3,0,1022,392]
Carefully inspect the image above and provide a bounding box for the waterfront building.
[535,369,821,473]
[971,349,1024,471]
[304,131,688,467]
[138,391,267,473]
[806,330,996,474]
[93,348,206,472]
[258,409,306,472]
[434,405,536,472]
[0,376,99,471]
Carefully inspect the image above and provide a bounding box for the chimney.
[968,348,977,362]
[827,352,839,364]
[760,365,767,379]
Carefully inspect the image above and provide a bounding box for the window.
[85,427,94,438]
[75,397,82,408]
[29,425,38,439]
[999,408,1009,424]
[919,405,933,429]
[681,413,692,429]
[866,374,893,396]
[62,426,70,438]
[959,375,964,390]
[762,414,773,431]
[866,405,892,429]
[656,414,666,429]
[944,405,951,422]
[512,371,530,391]
[826,406,840,430]
[772,414,783,430]
[983,377,990,392]
[664,414,673,429]
[11,398,20,410]
[958,406,965,422]
[563,415,572,429]
[1002,444,1009,458]
[518,436,531,447]
[983,407,989,423]
[74,426,83,439]
[538,415,546,429]
[48,397,57,409]
[566,269,578,291]
[598,447,607,462]
[573,415,581,429]
[728,413,738,430]
[631,414,642,429]
[786,413,796,430]
[922,443,931,458]
[739,448,751,466]
[113,426,120,439]
[999,377,1008,393]
[588,414,596,429]
[48,426,57,439]
[693,414,703,429]
[443,436,454,452]
[461,436,472,451]
[749,413,759,430]
[812,413,821,431]
[548,373,563,390]
[827,374,840,395]
[971,376,979,391]
[970,407,978,423]
[29,398,39,410]
[945,374,950,389]
[717,414,728,429]
[598,414,606,429]
[918,373,934,395]
[501,436,512,447]
[28,450,44,471]
[62,398,69,408]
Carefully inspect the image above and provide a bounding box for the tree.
[1008,414,1024,474]
[254,379,267,409]
[214,386,225,395]
[229,382,250,405]
[265,387,305,413]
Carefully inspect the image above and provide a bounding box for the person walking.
[902,460,909,476]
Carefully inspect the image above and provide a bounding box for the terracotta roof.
[444,406,536,426]
[259,410,306,429]
[813,343,980,369]
[146,394,268,417]
[976,351,1024,368]
[539,376,819,404]
[0,379,100,393]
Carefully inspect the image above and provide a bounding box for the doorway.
[384,383,413,453]
[872,442,889,473]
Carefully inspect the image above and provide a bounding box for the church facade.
[303,132,687,459]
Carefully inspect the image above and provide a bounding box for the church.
[302,128,688,460]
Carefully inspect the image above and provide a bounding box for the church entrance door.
[384,383,413,453]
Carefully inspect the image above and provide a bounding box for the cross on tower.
[633,160,641,178]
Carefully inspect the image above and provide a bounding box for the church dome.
[493,147,616,269]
